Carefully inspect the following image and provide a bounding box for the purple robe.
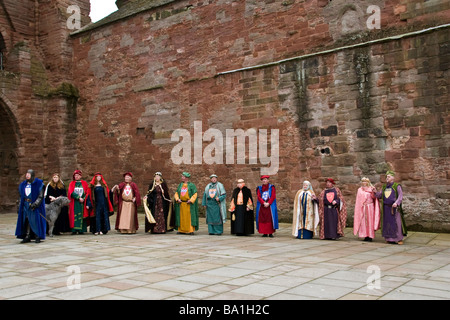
[376,183,403,242]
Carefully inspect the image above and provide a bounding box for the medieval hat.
[72,169,82,180]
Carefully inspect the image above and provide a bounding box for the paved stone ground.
[0,212,449,300]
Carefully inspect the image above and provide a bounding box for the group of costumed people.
[15,169,407,246]
[292,171,407,244]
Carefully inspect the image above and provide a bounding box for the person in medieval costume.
[255,175,279,237]
[143,172,173,234]
[68,170,90,235]
[112,172,141,234]
[292,180,319,239]
[202,174,227,235]
[174,172,199,235]
[375,171,407,245]
[318,178,347,240]
[353,177,380,242]
[86,172,114,235]
[16,169,46,243]
[44,173,70,234]
[229,179,254,236]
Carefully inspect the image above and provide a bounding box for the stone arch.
[0,94,20,211]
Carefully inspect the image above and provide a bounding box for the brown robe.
[114,182,141,232]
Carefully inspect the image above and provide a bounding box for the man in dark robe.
[318,178,347,240]
[229,179,254,236]
[15,169,46,243]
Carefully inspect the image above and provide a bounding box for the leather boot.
[20,236,31,243]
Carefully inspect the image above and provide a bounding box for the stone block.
[320,125,337,136]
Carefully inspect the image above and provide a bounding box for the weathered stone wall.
[277,28,450,232]
[70,0,450,231]
[0,0,90,210]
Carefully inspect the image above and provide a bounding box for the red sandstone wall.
[0,0,90,210]
[67,0,449,231]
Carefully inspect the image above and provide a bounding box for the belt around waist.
[122,199,134,202]
[25,199,32,202]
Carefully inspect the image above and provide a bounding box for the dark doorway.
[0,99,19,212]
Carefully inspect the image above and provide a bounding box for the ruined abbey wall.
[1,0,448,231]
[0,0,90,209]
[70,0,450,231]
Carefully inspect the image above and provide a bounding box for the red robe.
[67,180,90,229]
[114,182,141,231]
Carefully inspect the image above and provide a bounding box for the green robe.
[202,182,227,234]
[71,181,87,233]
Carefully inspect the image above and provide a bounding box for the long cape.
[67,180,90,229]
[255,184,279,230]
[86,175,114,215]
[292,189,319,237]
[15,178,47,239]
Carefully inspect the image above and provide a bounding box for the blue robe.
[16,179,47,240]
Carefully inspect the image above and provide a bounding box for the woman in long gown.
[144,172,172,234]
[112,172,141,234]
[86,172,114,235]
[292,181,319,239]
[353,177,380,242]
[44,173,70,234]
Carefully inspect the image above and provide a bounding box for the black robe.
[145,181,173,232]
[45,184,70,234]
[230,186,254,235]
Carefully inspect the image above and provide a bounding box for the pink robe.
[353,187,380,239]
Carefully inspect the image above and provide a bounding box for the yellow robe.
[174,183,197,233]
